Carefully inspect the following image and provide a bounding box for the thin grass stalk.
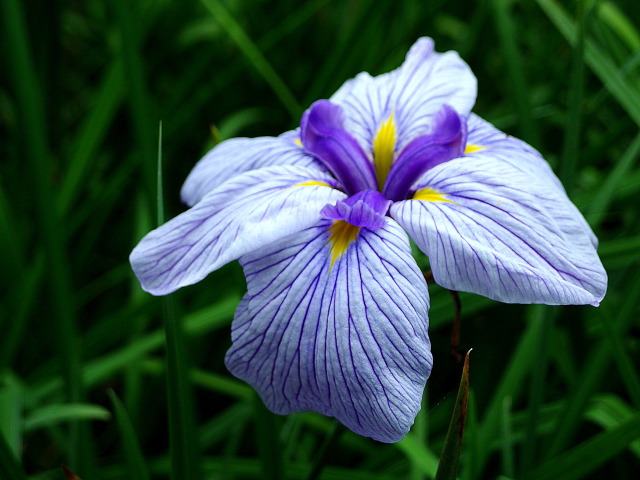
[0,429,27,480]
[155,124,202,480]
[253,395,283,480]
[492,0,540,146]
[521,306,555,475]
[1,0,90,472]
[201,0,301,120]
[410,388,429,480]
[559,2,589,192]
[545,272,640,459]
[111,0,158,218]
[499,396,515,478]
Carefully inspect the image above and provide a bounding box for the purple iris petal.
[226,220,432,443]
[390,150,607,306]
[130,165,345,295]
[383,105,466,201]
[321,189,391,229]
[181,131,326,207]
[301,100,378,195]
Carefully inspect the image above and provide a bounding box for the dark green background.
[1,0,639,479]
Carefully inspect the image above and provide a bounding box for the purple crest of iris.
[130,38,607,443]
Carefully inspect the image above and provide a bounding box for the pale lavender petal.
[390,154,607,306]
[465,114,563,191]
[330,37,477,152]
[465,114,598,248]
[181,131,325,206]
[130,165,345,295]
[226,219,432,443]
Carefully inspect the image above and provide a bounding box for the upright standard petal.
[226,219,433,443]
[181,131,325,206]
[301,100,378,195]
[130,165,345,295]
[390,154,607,306]
[330,37,477,152]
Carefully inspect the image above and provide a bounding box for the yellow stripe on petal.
[294,138,303,147]
[464,143,485,154]
[412,187,454,203]
[293,180,331,188]
[327,220,360,268]
[373,112,397,189]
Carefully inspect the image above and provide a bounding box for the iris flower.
[130,38,607,442]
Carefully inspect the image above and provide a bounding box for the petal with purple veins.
[181,131,326,207]
[330,37,477,152]
[130,165,345,295]
[226,219,433,443]
[464,114,599,248]
[390,154,607,306]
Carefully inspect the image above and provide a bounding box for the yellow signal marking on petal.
[373,112,397,189]
[464,143,485,154]
[327,220,360,268]
[412,187,454,203]
[294,138,303,147]
[292,180,331,188]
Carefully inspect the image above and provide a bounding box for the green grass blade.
[155,120,202,480]
[499,396,514,479]
[107,390,151,480]
[253,395,283,480]
[545,273,640,458]
[0,428,27,480]
[111,0,158,216]
[586,394,640,457]
[57,59,126,214]
[410,389,429,480]
[1,0,88,471]
[536,0,640,127]
[304,421,343,480]
[595,309,640,408]
[491,0,540,145]
[397,433,440,478]
[29,297,239,403]
[597,1,640,50]
[559,2,588,192]
[201,0,301,119]
[525,412,640,480]
[521,306,556,474]
[475,310,544,472]
[24,404,111,432]
[584,132,640,227]
[0,375,23,458]
[435,350,471,480]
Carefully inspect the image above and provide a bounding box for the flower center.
[372,112,397,189]
[300,100,466,202]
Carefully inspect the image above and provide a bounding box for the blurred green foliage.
[1,0,639,479]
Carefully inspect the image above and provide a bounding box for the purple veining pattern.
[226,220,432,443]
[390,152,607,306]
[131,165,344,295]
[330,37,477,153]
[181,131,326,207]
